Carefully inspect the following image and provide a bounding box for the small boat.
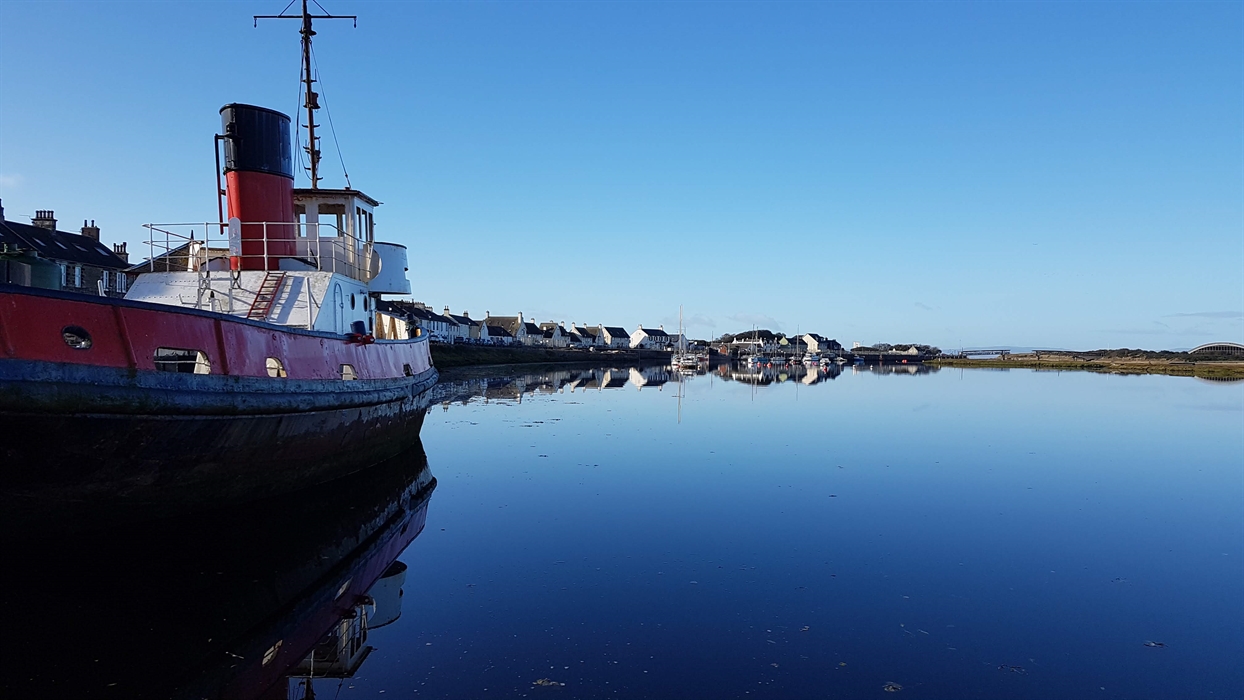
[802,353,821,365]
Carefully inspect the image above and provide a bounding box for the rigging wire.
[310,43,352,189]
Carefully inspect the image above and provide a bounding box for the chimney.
[32,210,57,230]
[462,310,470,319]
[518,311,523,322]
[81,219,100,241]
[113,242,129,263]
[444,305,451,316]
[0,199,5,221]
[659,324,664,331]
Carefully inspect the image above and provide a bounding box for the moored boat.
[0,4,437,533]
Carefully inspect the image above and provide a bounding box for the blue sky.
[1,0,1240,349]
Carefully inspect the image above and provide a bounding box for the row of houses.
[1,204,133,297]
[373,303,688,350]
[725,333,845,356]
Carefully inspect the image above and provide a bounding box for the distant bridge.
[1189,342,1244,357]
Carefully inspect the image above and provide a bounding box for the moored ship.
[0,3,437,533]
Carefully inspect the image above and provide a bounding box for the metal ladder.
[246,271,287,320]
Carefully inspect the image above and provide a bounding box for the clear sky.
[1,0,1240,349]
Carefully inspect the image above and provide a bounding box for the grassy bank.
[927,356,1244,379]
[431,343,670,369]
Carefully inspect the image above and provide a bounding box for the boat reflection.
[1,438,436,700]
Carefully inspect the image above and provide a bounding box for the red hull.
[0,284,432,380]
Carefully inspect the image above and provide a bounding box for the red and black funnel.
[220,104,296,270]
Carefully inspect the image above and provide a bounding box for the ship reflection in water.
[1,437,435,700]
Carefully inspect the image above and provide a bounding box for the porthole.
[62,326,92,350]
[265,357,287,378]
[340,364,357,381]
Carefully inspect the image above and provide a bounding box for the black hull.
[0,358,438,535]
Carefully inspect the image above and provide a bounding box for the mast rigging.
[254,0,356,189]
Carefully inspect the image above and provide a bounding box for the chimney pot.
[32,210,57,230]
[80,219,101,241]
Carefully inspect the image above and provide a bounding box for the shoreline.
[926,357,1244,379]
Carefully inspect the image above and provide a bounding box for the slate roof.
[0,219,128,270]
[447,313,479,327]
[638,328,670,338]
[486,325,512,338]
[573,325,599,338]
[483,316,522,334]
[601,326,628,337]
[377,300,456,326]
[522,322,543,335]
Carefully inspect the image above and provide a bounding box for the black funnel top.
[220,104,294,179]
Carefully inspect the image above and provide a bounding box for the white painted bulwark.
[124,270,370,333]
[370,242,411,294]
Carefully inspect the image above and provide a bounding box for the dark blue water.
[350,365,1242,699]
[6,365,1239,699]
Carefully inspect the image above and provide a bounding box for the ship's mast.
[255,0,356,189]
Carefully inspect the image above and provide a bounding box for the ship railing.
[140,222,378,284]
[140,221,383,328]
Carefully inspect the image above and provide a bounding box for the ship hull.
[0,284,439,535]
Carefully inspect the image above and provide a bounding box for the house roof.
[538,322,563,333]
[601,326,628,337]
[638,328,670,338]
[0,219,128,270]
[486,325,513,338]
[523,322,543,335]
[447,314,478,327]
[377,300,457,326]
[573,325,599,338]
[484,316,524,334]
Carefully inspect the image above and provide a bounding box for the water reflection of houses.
[629,365,672,390]
[721,362,843,386]
[852,363,939,376]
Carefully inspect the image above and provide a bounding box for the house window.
[72,265,82,287]
[340,364,357,380]
[59,264,68,287]
[116,274,127,293]
[102,271,111,290]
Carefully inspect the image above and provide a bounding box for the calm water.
[6,364,1242,699]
